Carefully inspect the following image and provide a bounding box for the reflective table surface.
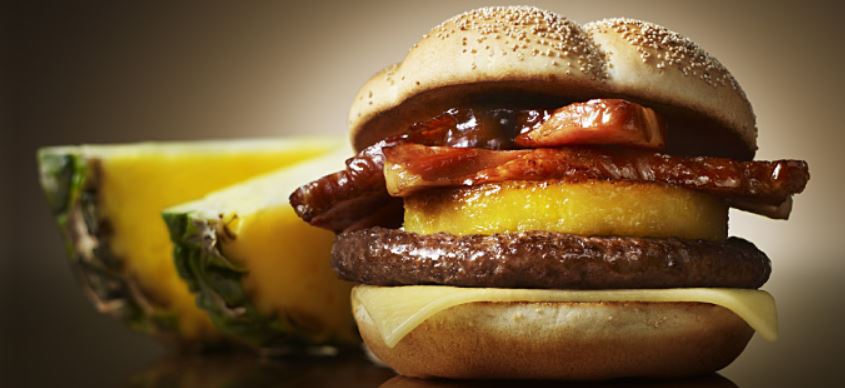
[5,2,844,388]
[124,352,740,388]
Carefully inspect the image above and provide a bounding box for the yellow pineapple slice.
[404,180,727,240]
[163,148,357,349]
[38,138,340,343]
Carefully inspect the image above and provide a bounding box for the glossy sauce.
[382,143,810,205]
[400,107,547,149]
[515,99,665,149]
[290,102,809,231]
[290,105,545,232]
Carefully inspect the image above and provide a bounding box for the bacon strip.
[289,139,401,233]
[515,99,665,149]
[292,100,659,232]
[289,107,527,232]
[291,99,809,231]
[383,144,809,210]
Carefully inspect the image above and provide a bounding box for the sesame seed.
[425,6,608,79]
[584,17,741,90]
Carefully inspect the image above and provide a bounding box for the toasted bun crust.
[349,6,756,159]
[356,301,753,380]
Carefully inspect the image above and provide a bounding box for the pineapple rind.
[165,213,322,349]
[163,148,358,351]
[37,149,159,335]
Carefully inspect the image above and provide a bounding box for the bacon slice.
[291,99,808,231]
[382,144,809,213]
[728,197,793,220]
[289,139,402,233]
[289,107,526,232]
[515,99,665,150]
[292,99,659,232]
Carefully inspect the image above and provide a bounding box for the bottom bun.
[356,300,753,380]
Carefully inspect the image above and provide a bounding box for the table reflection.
[127,353,736,388]
[382,374,736,387]
[127,352,395,388]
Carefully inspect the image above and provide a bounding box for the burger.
[289,6,809,380]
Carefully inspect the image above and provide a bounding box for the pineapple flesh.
[404,180,728,240]
[163,148,357,351]
[37,139,339,343]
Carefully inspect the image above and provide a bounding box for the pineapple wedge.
[163,148,357,351]
[37,139,339,343]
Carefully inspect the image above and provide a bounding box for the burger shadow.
[380,374,737,388]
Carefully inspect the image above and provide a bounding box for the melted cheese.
[352,285,778,348]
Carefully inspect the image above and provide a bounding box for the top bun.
[349,6,756,159]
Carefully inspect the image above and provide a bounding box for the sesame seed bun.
[349,6,756,159]
[355,300,753,380]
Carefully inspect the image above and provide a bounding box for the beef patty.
[332,227,770,289]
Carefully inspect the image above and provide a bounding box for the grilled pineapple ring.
[403,180,728,241]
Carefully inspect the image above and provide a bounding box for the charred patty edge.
[332,227,770,290]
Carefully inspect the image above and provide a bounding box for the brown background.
[3,1,844,387]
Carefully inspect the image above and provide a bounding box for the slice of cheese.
[352,285,778,348]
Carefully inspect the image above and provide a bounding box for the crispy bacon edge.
[383,144,809,219]
[289,139,401,233]
[290,98,809,231]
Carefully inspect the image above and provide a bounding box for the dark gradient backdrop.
[4,1,844,387]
